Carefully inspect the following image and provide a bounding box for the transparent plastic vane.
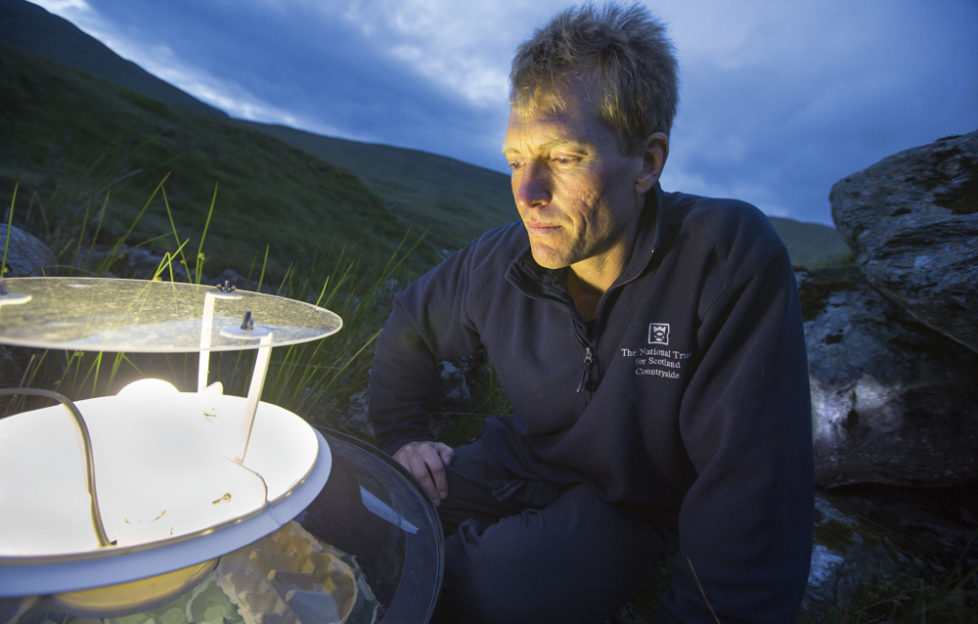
[0,277,342,352]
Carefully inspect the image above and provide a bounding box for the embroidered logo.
[621,323,690,381]
[648,322,670,346]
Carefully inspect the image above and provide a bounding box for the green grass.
[1,176,423,441]
[797,562,978,624]
[0,43,443,284]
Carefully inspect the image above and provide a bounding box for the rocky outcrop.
[817,131,978,488]
[800,267,978,488]
[805,495,906,610]
[0,224,56,276]
[805,132,978,619]
[0,224,57,388]
[798,133,978,622]
[830,131,978,353]
[805,485,978,617]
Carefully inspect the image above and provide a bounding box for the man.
[368,4,813,623]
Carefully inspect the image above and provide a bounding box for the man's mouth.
[525,221,561,236]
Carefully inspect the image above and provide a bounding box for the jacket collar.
[612,183,664,289]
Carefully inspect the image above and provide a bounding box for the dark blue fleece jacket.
[368,185,814,623]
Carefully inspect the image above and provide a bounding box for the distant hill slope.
[0,0,226,118]
[0,43,441,281]
[238,121,516,253]
[768,216,850,268]
[1,0,850,269]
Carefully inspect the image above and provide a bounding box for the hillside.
[768,217,850,268]
[0,42,446,281]
[0,0,516,266]
[238,121,516,254]
[0,0,225,118]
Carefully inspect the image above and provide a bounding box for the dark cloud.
[664,0,978,223]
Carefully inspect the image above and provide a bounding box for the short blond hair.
[509,3,679,152]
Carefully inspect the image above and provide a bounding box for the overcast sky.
[29,0,978,225]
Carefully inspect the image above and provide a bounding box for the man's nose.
[514,162,552,210]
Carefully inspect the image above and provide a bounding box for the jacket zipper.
[576,345,594,393]
[573,317,601,394]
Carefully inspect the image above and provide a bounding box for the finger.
[405,452,441,502]
[437,443,455,466]
[395,443,445,503]
[425,450,450,502]
[412,442,449,502]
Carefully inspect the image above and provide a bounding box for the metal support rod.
[237,331,273,465]
[199,283,240,392]
[198,291,217,392]
[0,387,115,548]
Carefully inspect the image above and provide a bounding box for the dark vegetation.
[0,43,442,284]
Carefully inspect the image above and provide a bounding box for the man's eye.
[508,161,525,170]
[553,155,580,165]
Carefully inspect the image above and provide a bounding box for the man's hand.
[393,440,454,506]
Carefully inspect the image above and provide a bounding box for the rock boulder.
[830,131,978,353]
[800,267,978,488]
[805,486,978,617]
[0,223,56,277]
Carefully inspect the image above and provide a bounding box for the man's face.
[502,76,647,282]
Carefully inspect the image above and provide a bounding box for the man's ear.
[634,132,669,195]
